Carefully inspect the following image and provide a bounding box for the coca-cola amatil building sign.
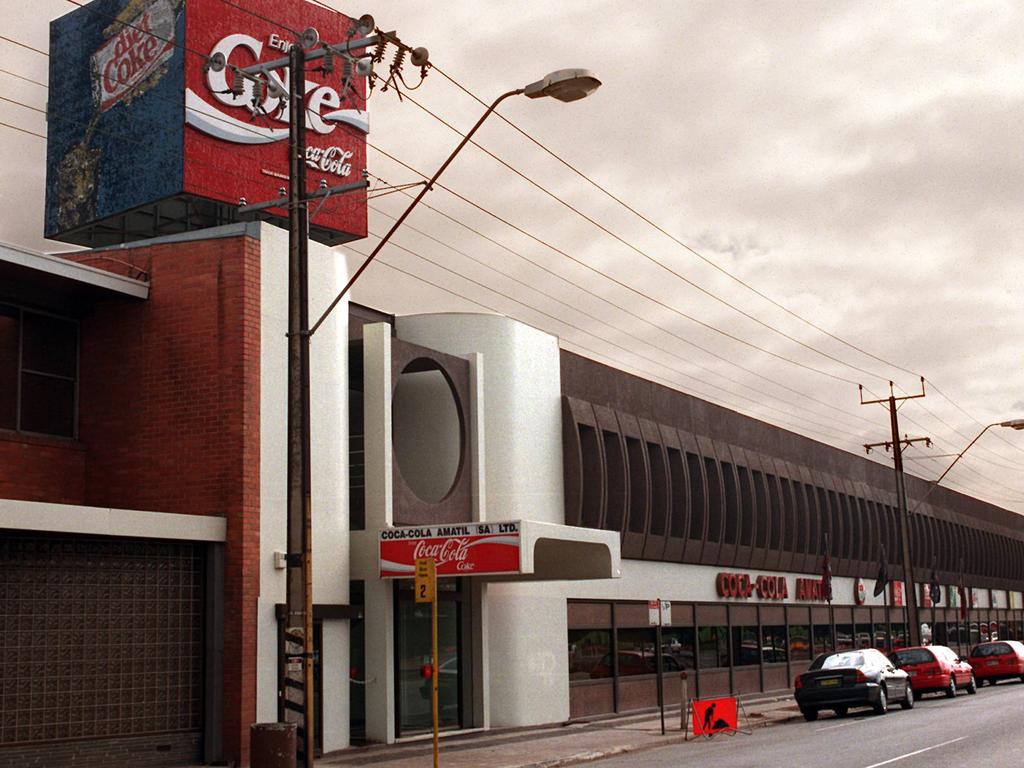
[379,522,522,578]
[45,0,367,246]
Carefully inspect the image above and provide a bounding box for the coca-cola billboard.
[46,0,367,246]
[379,522,522,578]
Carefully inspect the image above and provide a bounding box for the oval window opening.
[392,362,464,503]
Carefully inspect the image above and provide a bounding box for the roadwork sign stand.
[684,696,753,740]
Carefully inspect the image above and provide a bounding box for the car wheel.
[801,707,819,722]
[900,685,914,709]
[873,686,888,715]
[833,706,848,717]
[966,675,977,695]
[945,676,957,698]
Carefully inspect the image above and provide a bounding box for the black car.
[794,648,913,721]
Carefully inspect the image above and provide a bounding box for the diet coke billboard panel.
[379,522,523,578]
[46,0,367,245]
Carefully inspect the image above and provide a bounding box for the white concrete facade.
[257,224,351,751]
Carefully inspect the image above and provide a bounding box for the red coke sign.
[93,0,176,111]
[183,0,368,241]
[379,522,522,578]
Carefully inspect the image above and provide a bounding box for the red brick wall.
[69,234,262,767]
[0,432,85,503]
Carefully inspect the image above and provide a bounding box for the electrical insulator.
[231,70,244,96]
[323,48,335,73]
[372,38,387,63]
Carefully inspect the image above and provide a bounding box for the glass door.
[394,579,466,736]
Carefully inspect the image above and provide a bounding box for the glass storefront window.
[617,628,657,676]
[661,627,696,670]
[835,624,854,651]
[855,623,872,649]
[698,626,729,668]
[762,625,788,663]
[891,622,907,649]
[788,625,810,661]
[732,625,759,666]
[813,624,832,656]
[569,629,611,680]
[873,623,888,651]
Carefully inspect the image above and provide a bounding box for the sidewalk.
[318,694,802,768]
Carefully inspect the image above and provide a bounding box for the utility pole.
[224,16,422,767]
[861,378,929,648]
[283,40,316,768]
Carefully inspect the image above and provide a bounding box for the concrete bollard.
[679,671,689,731]
[251,722,297,768]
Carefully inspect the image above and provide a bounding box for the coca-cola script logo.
[184,30,369,178]
[412,538,474,571]
[92,0,176,112]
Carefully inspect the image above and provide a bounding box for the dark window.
[855,623,872,649]
[794,482,809,554]
[662,626,696,669]
[704,458,723,543]
[625,437,647,534]
[698,625,729,668]
[579,425,602,529]
[788,625,811,661]
[603,431,626,533]
[890,623,907,648]
[828,490,841,556]
[647,442,667,536]
[568,629,612,679]
[762,625,788,663]
[754,470,770,549]
[0,304,78,438]
[770,475,782,552]
[891,648,934,666]
[780,477,795,552]
[667,448,687,538]
[835,624,855,651]
[732,625,759,666]
[813,624,833,656]
[970,642,1013,657]
[738,466,754,547]
[686,452,705,540]
[0,305,17,430]
[617,628,657,676]
[722,461,738,545]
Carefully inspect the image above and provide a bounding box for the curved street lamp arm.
[310,88,526,337]
[908,423,995,515]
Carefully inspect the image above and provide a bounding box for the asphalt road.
[590,679,1024,768]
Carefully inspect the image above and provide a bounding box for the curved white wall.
[394,313,565,525]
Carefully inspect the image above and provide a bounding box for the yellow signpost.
[415,557,439,768]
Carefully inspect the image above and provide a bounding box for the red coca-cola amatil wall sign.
[379,522,522,578]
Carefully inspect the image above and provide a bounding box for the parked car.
[794,648,913,721]
[968,640,1024,686]
[890,645,976,697]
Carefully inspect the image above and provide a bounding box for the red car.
[890,645,976,698]
[968,640,1024,686]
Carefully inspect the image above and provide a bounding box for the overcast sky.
[2,0,1022,512]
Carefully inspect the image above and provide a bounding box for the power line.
[366,180,884,434]
[366,226,856,442]
[367,140,876,390]
[429,62,927,383]
[393,85,903,387]
[357,246,864,447]
[0,119,45,140]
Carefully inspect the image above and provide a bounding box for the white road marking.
[861,736,968,768]
[815,718,867,732]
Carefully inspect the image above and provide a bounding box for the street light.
[910,419,1024,514]
[309,68,602,334]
